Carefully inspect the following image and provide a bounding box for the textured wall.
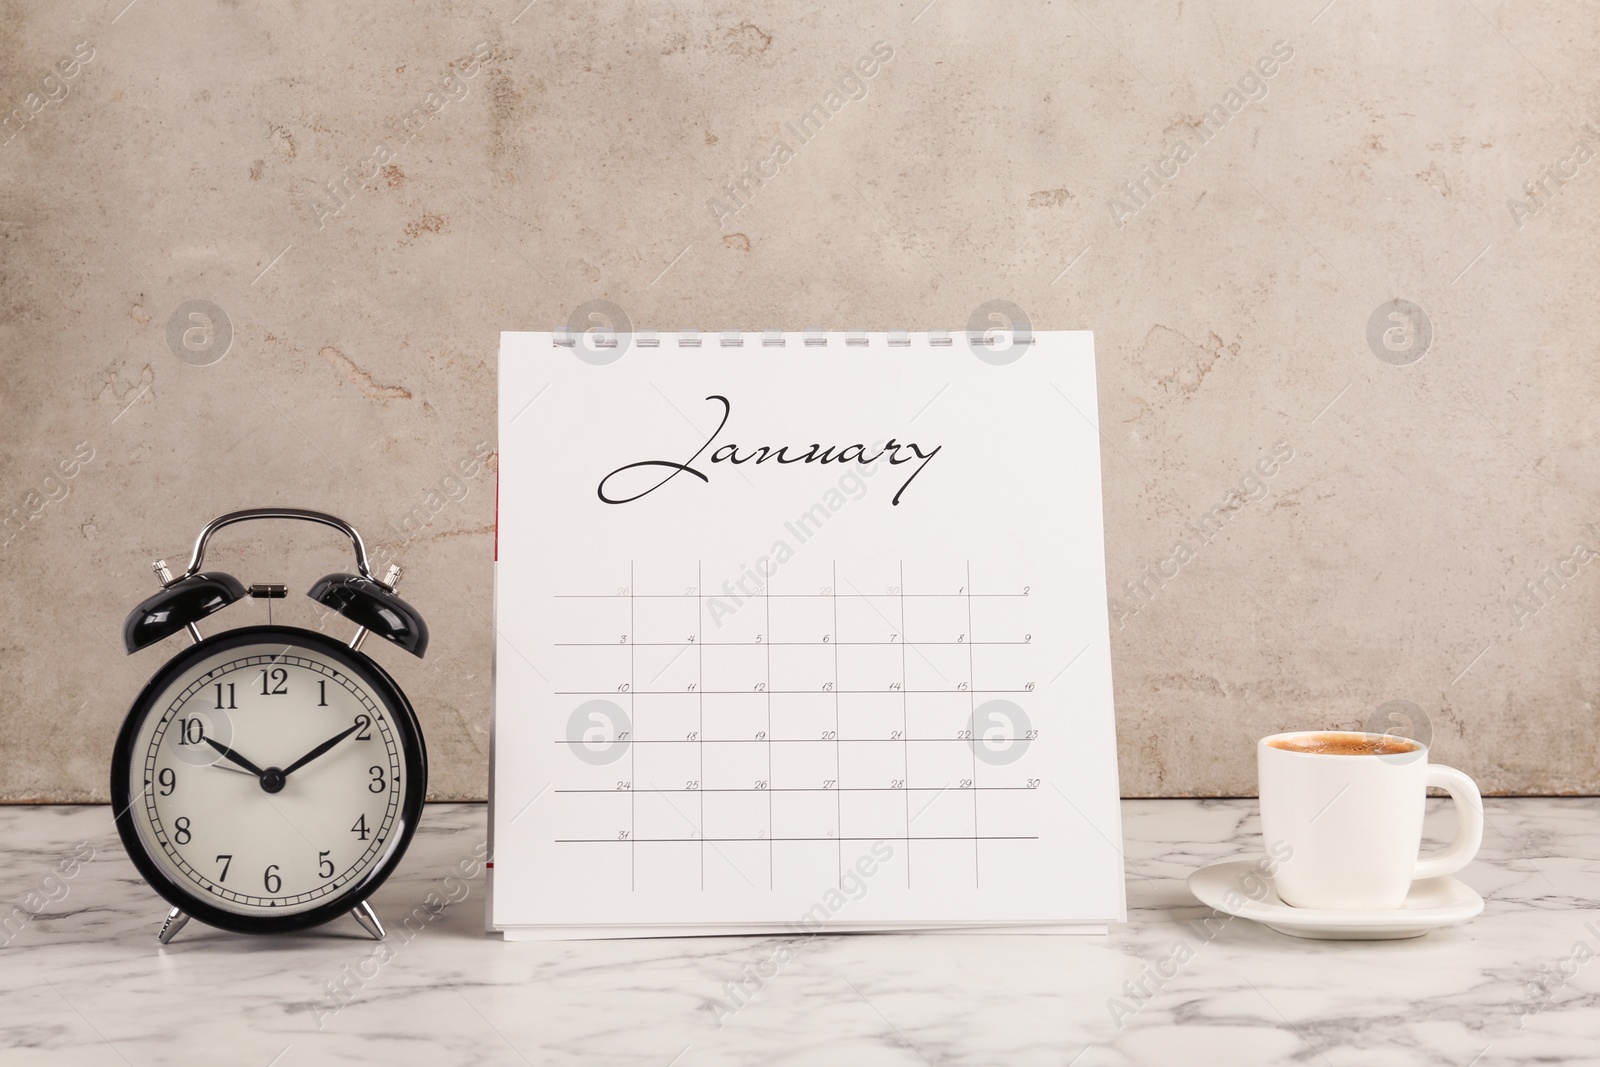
[3,1,1598,801]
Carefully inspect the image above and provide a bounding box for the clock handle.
[180,508,375,583]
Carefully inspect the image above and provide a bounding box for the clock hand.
[203,737,267,777]
[281,724,362,778]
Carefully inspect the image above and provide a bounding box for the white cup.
[1258,730,1483,910]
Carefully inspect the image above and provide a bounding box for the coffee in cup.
[1258,730,1482,910]
[1267,732,1420,757]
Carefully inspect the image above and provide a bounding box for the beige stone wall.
[3,1,1598,800]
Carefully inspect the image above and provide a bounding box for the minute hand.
[281,724,362,778]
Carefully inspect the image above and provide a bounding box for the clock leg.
[157,908,190,944]
[350,900,385,941]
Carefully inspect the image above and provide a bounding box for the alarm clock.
[110,508,428,944]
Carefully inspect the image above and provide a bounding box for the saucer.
[1187,858,1484,940]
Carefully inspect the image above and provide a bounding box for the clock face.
[112,626,426,931]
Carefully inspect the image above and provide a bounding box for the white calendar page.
[489,330,1125,937]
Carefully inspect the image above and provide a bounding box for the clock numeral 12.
[260,667,288,696]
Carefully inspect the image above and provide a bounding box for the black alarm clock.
[111,508,428,943]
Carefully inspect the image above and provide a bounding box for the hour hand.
[281,724,361,778]
[204,737,266,777]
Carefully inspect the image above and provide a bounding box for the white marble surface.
[2,799,1598,1066]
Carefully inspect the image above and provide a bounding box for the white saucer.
[1187,858,1484,940]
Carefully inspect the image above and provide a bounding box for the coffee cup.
[1257,730,1483,910]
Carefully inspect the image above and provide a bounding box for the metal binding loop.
[180,509,373,583]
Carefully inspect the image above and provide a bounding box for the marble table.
[2,799,1597,1066]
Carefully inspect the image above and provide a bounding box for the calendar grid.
[552,565,1043,888]
[764,573,774,889]
[556,737,1029,745]
[556,785,1037,792]
[831,563,843,887]
[556,836,1040,843]
[697,561,704,890]
[629,561,636,892]
[557,593,1033,599]
[966,561,979,887]
[556,690,1034,697]
[899,562,911,887]
[556,640,1030,647]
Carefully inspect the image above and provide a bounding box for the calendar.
[489,329,1125,938]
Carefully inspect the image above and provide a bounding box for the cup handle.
[1413,764,1484,881]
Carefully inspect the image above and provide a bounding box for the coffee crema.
[1267,732,1419,756]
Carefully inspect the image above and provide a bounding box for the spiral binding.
[550,328,1033,349]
